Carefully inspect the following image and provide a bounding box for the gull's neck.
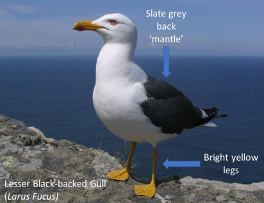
[98,42,135,64]
[95,42,142,83]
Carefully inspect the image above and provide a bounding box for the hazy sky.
[0,0,263,56]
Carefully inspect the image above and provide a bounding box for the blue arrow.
[163,159,201,169]
[162,46,171,77]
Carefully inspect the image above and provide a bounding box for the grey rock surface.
[0,114,263,202]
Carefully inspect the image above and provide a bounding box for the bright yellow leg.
[106,142,137,181]
[134,147,158,198]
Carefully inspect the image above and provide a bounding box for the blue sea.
[0,55,263,184]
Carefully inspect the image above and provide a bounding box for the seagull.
[73,13,227,198]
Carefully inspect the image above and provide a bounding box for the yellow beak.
[72,21,106,31]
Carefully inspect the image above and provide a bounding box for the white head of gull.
[73,13,227,198]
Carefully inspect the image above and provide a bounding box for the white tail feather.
[204,122,217,127]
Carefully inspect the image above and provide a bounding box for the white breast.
[93,63,152,137]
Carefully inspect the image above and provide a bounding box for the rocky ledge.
[0,114,263,203]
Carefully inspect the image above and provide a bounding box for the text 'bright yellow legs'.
[106,142,137,181]
[134,147,158,198]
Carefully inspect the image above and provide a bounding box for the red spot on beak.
[75,25,85,31]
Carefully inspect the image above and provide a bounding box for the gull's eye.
[109,19,117,25]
